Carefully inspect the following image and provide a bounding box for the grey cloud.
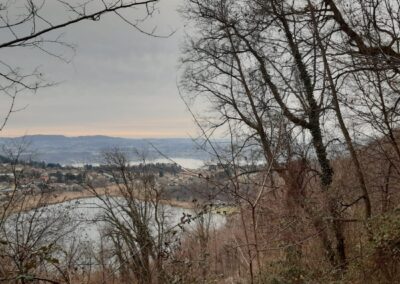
[0,0,194,138]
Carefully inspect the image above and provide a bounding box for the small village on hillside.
[0,160,238,210]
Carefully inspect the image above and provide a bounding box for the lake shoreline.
[27,187,196,211]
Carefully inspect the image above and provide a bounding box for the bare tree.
[86,150,191,283]
[0,141,81,284]
[180,0,350,268]
[0,0,161,132]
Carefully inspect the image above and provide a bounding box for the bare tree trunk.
[309,2,372,219]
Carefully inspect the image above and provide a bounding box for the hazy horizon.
[0,132,197,140]
[0,0,199,139]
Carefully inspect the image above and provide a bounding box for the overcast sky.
[0,0,198,138]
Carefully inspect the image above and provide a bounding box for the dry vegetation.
[3,0,400,283]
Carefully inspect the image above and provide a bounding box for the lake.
[58,197,226,242]
[70,158,206,169]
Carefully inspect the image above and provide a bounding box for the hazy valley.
[0,135,211,166]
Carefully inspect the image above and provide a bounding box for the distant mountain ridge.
[0,135,211,165]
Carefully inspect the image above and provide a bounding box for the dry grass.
[8,185,195,213]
